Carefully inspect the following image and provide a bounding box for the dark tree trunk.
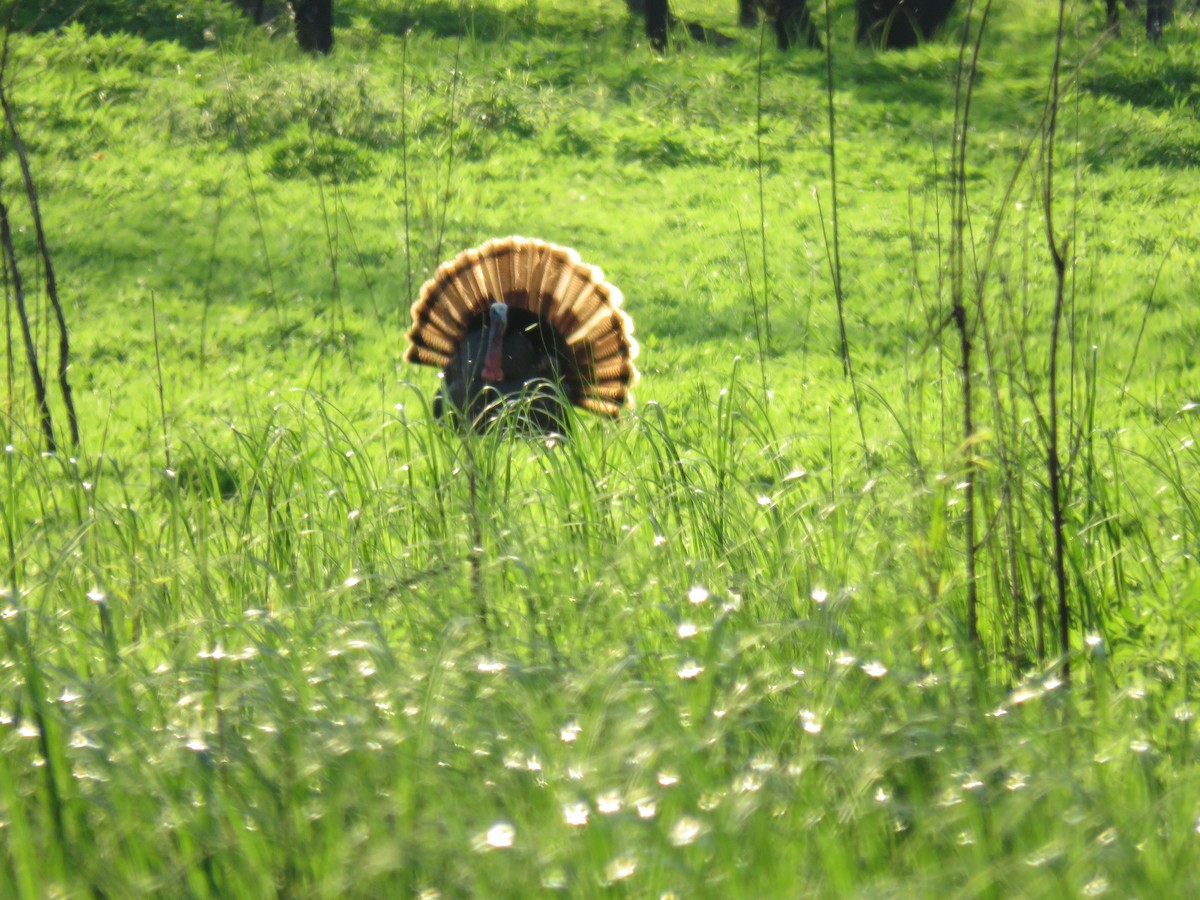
[1104,0,1121,35]
[645,0,669,50]
[856,0,957,49]
[289,0,333,54]
[774,0,821,49]
[231,0,269,24]
[1146,0,1173,41]
[641,0,815,52]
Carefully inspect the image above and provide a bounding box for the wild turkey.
[405,237,639,432]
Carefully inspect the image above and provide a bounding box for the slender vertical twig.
[308,115,345,355]
[401,30,413,322]
[433,37,463,267]
[335,189,385,329]
[821,2,850,378]
[754,20,772,353]
[947,0,992,650]
[949,9,971,644]
[1041,0,1072,684]
[1120,239,1176,399]
[150,291,172,473]
[200,179,226,376]
[461,435,491,644]
[0,49,78,448]
[240,148,282,333]
[736,212,769,398]
[0,191,54,451]
[819,3,870,471]
[215,52,284,338]
[3,220,10,426]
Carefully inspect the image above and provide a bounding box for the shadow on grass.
[12,0,631,49]
[350,0,547,42]
[1084,60,1200,114]
[9,0,253,49]
[840,55,957,107]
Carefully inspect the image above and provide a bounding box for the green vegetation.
[2,0,1199,895]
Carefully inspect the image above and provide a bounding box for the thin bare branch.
[0,77,79,448]
[1041,0,1073,685]
[948,0,993,649]
[0,190,54,451]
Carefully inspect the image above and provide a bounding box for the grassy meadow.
[2,0,1199,895]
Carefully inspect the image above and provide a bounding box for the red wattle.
[482,322,505,383]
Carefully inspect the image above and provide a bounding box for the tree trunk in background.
[739,0,759,27]
[774,0,821,49]
[1146,0,1173,41]
[1104,0,1121,35]
[856,0,957,50]
[231,0,269,24]
[289,0,333,54]
[644,0,669,50]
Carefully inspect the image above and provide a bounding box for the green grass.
[2,0,1199,895]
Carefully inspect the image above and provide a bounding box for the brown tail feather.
[406,237,639,415]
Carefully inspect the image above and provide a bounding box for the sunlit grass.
[2,0,1199,895]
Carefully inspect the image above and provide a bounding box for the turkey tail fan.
[405,237,640,420]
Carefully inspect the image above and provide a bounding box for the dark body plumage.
[406,237,639,434]
[433,308,574,433]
